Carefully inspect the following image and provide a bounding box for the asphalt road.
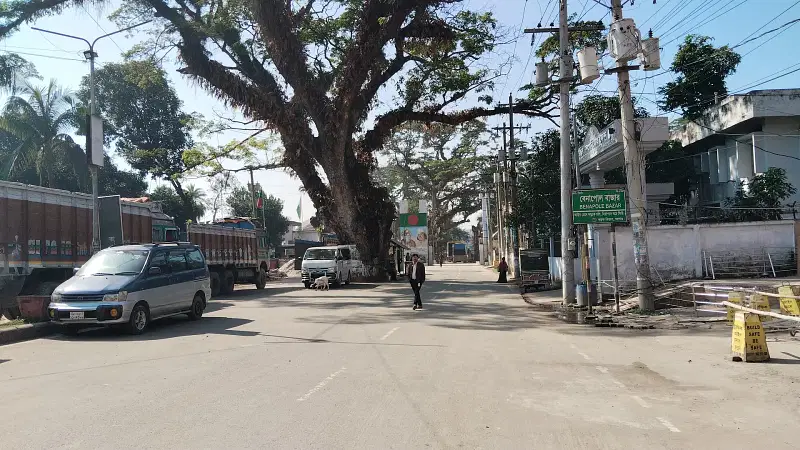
[1,264,799,449]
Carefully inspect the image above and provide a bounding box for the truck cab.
[301,245,357,288]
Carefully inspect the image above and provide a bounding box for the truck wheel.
[1,307,21,320]
[254,269,267,290]
[221,270,235,294]
[210,272,221,297]
[35,281,62,296]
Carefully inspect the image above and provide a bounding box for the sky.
[1,0,798,228]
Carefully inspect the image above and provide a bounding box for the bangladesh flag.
[399,213,427,227]
[256,190,264,209]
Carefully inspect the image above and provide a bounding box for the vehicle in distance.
[300,245,360,289]
[47,243,211,335]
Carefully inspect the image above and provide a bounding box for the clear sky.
[2,0,798,227]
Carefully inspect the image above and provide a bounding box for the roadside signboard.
[572,188,627,224]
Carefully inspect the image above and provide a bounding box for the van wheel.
[210,272,221,297]
[254,269,267,290]
[187,294,205,320]
[126,303,149,335]
[221,270,235,294]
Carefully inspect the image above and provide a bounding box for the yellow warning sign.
[749,294,771,322]
[727,291,744,324]
[731,312,770,362]
[778,286,800,316]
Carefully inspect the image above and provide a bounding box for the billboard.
[399,213,428,263]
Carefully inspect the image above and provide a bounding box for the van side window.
[186,248,205,270]
[340,248,351,260]
[168,251,188,272]
[149,252,169,273]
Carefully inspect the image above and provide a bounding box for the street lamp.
[32,21,151,253]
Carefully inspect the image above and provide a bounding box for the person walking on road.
[408,253,426,310]
[497,257,508,283]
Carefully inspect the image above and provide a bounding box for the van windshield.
[304,248,337,260]
[77,249,149,276]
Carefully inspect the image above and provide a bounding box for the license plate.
[69,311,84,320]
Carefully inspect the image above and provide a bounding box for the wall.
[585,221,796,289]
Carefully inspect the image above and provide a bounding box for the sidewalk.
[0,319,57,346]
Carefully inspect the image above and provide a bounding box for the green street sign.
[572,189,627,224]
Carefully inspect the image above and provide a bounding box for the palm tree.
[0,79,86,188]
[184,184,207,223]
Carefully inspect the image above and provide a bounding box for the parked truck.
[186,219,270,297]
[0,180,178,319]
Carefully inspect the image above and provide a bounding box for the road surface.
[1,264,798,449]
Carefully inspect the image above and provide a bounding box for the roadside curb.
[0,322,58,346]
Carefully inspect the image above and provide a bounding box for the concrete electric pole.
[525,1,604,304]
[609,0,654,310]
[32,21,151,254]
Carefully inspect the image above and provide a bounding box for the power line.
[0,49,85,62]
[661,0,750,46]
[82,5,124,53]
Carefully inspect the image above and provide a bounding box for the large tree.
[378,120,491,255]
[658,35,741,119]
[514,130,561,239]
[0,79,85,188]
[149,184,206,226]
[0,1,558,271]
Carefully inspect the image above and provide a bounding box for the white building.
[670,89,800,206]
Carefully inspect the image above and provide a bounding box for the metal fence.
[702,247,796,279]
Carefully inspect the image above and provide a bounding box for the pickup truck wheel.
[344,271,351,285]
[209,272,221,297]
[254,269,267,290]
[303,281,311,289]
[220,270,235,294]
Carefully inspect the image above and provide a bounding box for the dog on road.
[313,275,330,290]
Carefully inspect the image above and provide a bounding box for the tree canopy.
[227,184,291,247]
[658,35,741,119]
[0,0,562,269]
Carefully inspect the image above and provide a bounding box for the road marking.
[577,352,591,361]
[297,367,346,402]
[657,417,681,433]
[595,366,608,374]
[380,327,400,341]
[631,395,651,408]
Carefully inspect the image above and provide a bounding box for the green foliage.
[0,52,39,91]
[78,60,193,182]
[227,184,292,247]
[658,35,742,119]
[723,168,796,222]
[378,120,491,251]
[0,79,82,188]
[535,15,606,60]
[149,184,206,227]
[515,129,561,238]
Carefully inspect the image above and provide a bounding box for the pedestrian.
[408,253,426,310]
[497,257,508,283]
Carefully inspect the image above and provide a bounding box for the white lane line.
[612,380,626,389]
[380,327,400,341]
[631,395,651,408]
[595,366,609,374]
[577,352,591,361]
[657,417,681,433]
[297,367,346,402]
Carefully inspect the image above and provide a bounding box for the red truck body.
[0,180,176,317]
[186,222,269,296]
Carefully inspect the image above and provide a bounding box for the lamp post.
[32,21,151,253]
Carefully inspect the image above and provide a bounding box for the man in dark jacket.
[408,253,426,310]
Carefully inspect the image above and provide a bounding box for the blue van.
[48,243,212,335]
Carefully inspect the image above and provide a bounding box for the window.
[340,248,351,260]
[77,249,149,276]
[148,252,169,273]
[168,251,188,272]
[186,248,205,270]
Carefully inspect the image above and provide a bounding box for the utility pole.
[493,116,529,280]
[609,0,653,310]
[33,21,151,254]
[249,167,257,217]
[525,2,603,304]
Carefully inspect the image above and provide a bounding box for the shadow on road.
[48,316,258,342]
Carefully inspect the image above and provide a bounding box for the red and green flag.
[399,213,427,227]
[256,190,264,209]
